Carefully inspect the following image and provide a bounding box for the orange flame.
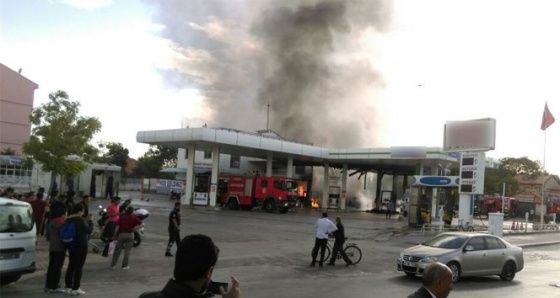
[311,199,319,208]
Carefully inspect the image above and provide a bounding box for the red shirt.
[29,199,48,221]
[117,214,142,233]
[107,203,120,222]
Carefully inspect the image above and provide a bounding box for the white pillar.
[341,164,348,211]
[286,156,294,178]
[266,152,273,177]
[431,166,439,219]
[323,163,329,210]
[209,146,220,207]
[183,145,195,206]
[458,193,474,228]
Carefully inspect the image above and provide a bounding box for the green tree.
[22,90,101,193]
[132,145,177,178]
[484,167,519,197]
[499,157,544,175]
[96,142,130,176]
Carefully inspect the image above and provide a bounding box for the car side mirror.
[464,245,474,252]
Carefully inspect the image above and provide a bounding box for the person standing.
[165,202,181,257]
[407,262,453,298]
[386,200,394,219]
[102,197,121,257]
[29,192,48,236]
[327,217,353,267]
[105,175,114,199]
[110,206,144,270]
[310,212,337,267]
[139,234,241,298]
[77,195,91,220]
[44,206,67,293]
[64,204,93,296]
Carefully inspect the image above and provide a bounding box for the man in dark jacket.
[64,204,93,296]
[44,206,68,293]
[138,234,240,298]
[327,216,353,266]
[407,262,453,298]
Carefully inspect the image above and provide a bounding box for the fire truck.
[219,175,299,213]
[480,197,519,217]
[547,201,560,222]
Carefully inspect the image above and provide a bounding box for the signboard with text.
[444,118,496,152]
[459,152,485,194]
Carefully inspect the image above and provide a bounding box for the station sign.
[459,152,485,194]
[443,118,496,152]
[412,176,460,187]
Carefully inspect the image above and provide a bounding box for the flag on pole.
[541,102,555,131]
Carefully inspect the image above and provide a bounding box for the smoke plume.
[147,0,392,148]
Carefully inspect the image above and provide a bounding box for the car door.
[460,236,488,275]
[483,236,509,274]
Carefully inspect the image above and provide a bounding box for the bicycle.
[310,238,362,265]
[456,219,475,232]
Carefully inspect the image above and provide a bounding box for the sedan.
[397,232,524,282]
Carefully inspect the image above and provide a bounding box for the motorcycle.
[98,205,149,247]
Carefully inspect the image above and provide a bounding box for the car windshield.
[422,234,468,249]
[0,204,35,233]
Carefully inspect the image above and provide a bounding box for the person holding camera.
[139,234,241,298]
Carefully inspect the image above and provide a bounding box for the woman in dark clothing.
[64,204,93,295]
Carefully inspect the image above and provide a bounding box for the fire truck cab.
[219,175,299,213]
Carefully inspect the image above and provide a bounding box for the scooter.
[97,205,149,247]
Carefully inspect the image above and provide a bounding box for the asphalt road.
[2,193,560,298]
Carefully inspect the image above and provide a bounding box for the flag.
[541,102,555,131]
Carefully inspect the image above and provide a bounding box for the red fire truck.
[219,175,299,213]
[480,197,519,217]
[547,201,560,222]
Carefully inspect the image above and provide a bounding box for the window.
[274,180,283,190]
[485,237,506,250]
[260,180,268,188]
[204,151,212,159]
[467,237,485,251]
[184,149,189,159]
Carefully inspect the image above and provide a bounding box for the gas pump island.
[406,118,498,233]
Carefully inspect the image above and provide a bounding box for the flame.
[311,198,319,208]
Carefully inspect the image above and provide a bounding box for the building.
[0,63,38,154]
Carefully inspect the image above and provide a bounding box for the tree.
[499,157,544,175]
[132,145,177,178]
[484,167,519,197]
[22,90,101,194]
[96,142,130,176]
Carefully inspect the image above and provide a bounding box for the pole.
[266,102,270,131]
[501,182,505,214]
[540,130,547,229]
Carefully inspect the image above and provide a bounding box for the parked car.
[397,232,524,282]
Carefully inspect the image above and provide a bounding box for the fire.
[311,198,319,208]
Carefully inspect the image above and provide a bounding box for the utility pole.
[266,102,270,131]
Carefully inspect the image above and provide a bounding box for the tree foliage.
[484,167,519,197]
[132,145,177,178]
[96,142,129,175]
[22,90,101,179]
[499,157,544,175]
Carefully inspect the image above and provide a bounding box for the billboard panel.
[443,118,496,152]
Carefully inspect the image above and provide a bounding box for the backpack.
[60,221,77,248]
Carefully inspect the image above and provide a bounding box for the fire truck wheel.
[227,198,240,210]
[264,200,275,213]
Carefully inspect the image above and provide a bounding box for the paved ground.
[2,191,559,297]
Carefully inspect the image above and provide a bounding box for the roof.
[137,127,459,175]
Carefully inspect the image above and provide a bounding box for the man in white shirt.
[310,212,337,267]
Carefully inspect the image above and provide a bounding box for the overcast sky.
[1,0,558,175]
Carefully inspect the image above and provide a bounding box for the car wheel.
[500,261,517,281]
[446,261,461,283]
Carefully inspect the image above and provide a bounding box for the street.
[1,193,560,297]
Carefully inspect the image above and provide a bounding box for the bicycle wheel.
[311,244,332,263]
[466,226,475,232]
[344,245,362,265]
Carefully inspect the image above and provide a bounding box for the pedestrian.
[64,204,94,296]
[29,192,48,236]
[110,206,144,270]
[23,191,35,202]
[530,208,535,221]
[0,187,15,199]
[77,195,91,220]
[44,206,68,293]
[310,212,337,267]
[138,234,241,298]
[119,198,132,213]
[386,200,394,219]
[105,175,114,199]
[407,262,453,298]
[327,216,353,267]
[165,202,182,257]
[102,197,121,257]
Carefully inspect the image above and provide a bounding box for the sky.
[1,0,559,175]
